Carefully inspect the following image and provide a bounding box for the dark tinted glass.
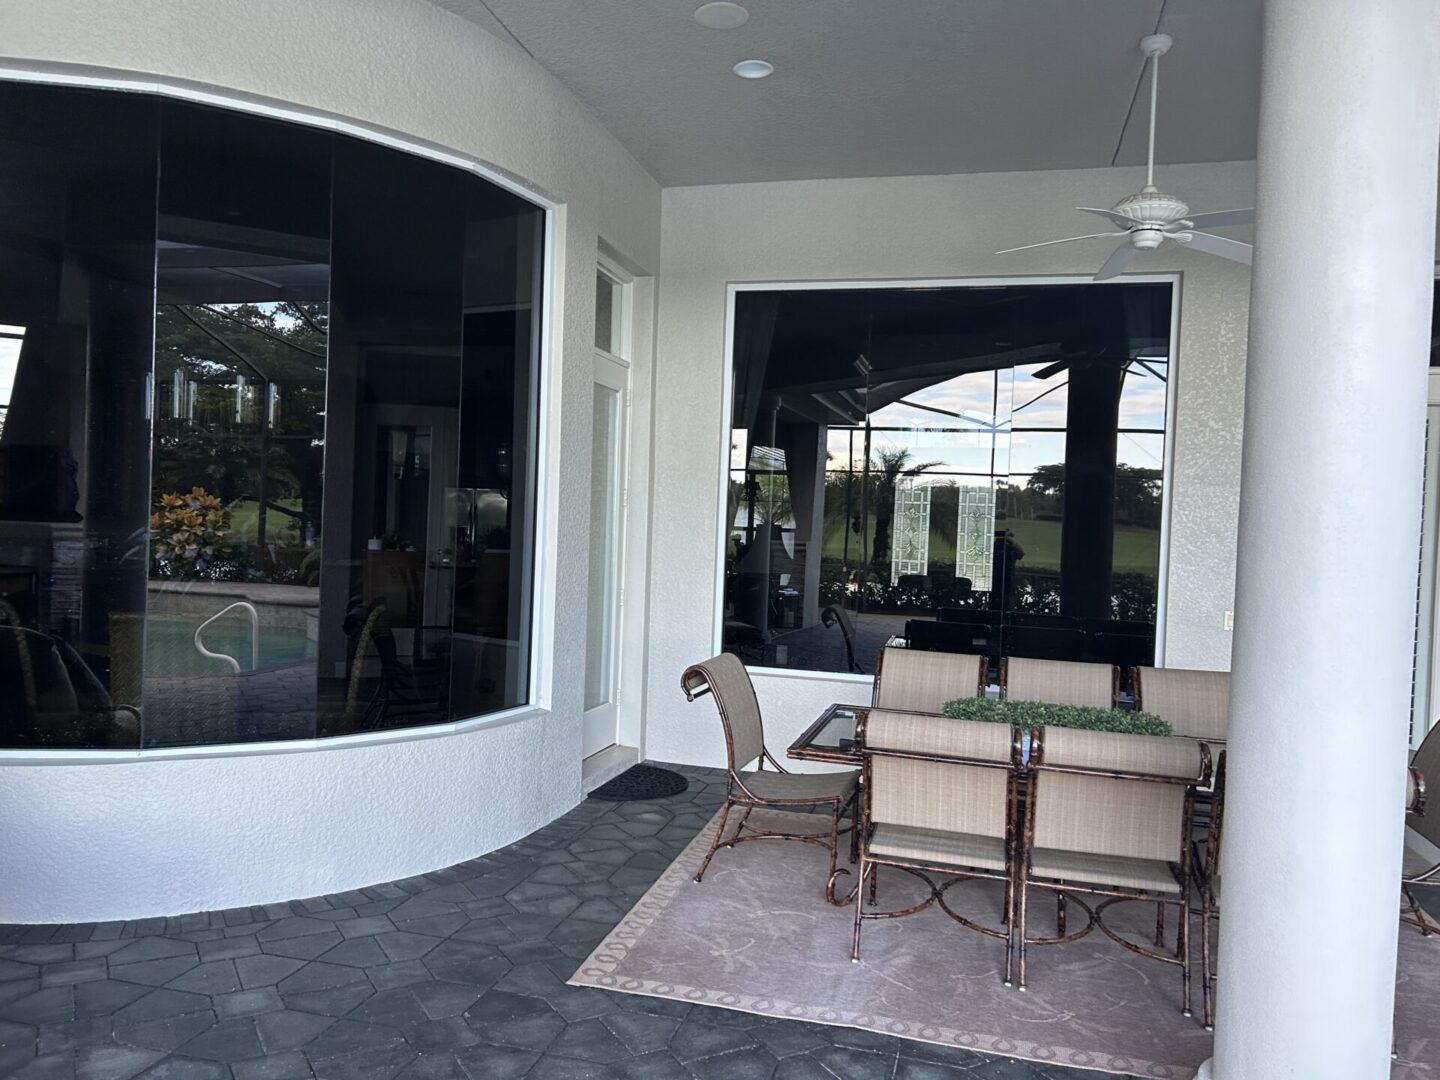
[0,82,543,749]
[452,178,544,718]
[724,283,1171,679]
[145,102,333,747]
[0,83,159,748]
[1431,279,1439,366]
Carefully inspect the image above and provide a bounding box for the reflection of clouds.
[1119,376,1167,429]
[1119,433,1165,469]
[819,362,1169,476]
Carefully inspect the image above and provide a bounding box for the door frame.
[582,260,634,758]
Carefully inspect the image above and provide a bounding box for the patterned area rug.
[570,808,1440,1079]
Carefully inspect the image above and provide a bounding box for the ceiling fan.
[998,34,1255,280]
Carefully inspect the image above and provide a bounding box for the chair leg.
[1404,887,1436,936]
[1003,870,1015,987]
[849,796,860,865]
[1015,875,1030,991]
[827,800,841,882]
[851,855,869,963]
[1179,893,1192,1019]
[1155,900,1166,948]
[694,799,734,884]
[1201,889,1215,1030]
[1056,892,1067,937]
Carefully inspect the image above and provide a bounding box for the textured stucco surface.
[0,0,661,922]
[644,164,1257,770]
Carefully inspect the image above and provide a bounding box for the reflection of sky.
[866,359,1167,434]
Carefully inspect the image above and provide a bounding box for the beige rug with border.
[569,808,1440,1079]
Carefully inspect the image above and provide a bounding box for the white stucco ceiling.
[432,0,1261,186]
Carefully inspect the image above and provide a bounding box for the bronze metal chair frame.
[1198,758,1429,1031]
[1014,727,1211,1019]
[1400,766,1435,935]
[1195,750,1226,1029]
[847,716,1024,986]
[681,663,859,907]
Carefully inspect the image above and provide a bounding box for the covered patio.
[1,0,1438,1078]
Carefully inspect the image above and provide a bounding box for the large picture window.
[723,282,1171,677]
[0,82,544,748]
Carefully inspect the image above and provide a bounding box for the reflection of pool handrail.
[194,602,260,675]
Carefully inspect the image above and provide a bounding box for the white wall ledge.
[0,704,551,767]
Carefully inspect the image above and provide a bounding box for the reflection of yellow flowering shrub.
[151,487,231,573]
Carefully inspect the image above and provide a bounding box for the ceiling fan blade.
[996,231,1124,255]
[1077,206,1142,229]
[1031,359,1070,380]
[1180,230,1253,265]
[1093,242,1140,281]
[1185,208,1255,228]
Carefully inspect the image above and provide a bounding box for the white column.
[1202,2,1440,1078]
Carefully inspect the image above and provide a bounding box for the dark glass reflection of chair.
[342,600,447,731]
[820,605,862,674]
[0,624,140,747]
[1002,623,1087,663]
[1090,631,1156,683]
[905,619,992,656]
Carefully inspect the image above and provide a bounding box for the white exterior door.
[582,267,631,757]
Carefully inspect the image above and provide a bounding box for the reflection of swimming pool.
[144,614,315,676]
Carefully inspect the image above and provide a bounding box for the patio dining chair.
[871,646,987,714]
[999,657,1117,709]
[1015,725,1210,1017]
[1200,753,1424,1028]
[1403,719,1440,935]
[1132,666,1231,743]
[851,708,1022,983]
[681,653,859,903]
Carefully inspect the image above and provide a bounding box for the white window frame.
[713,273,1183,684]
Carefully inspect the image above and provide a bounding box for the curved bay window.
[0,82,543,749]
[724,283,1171,677]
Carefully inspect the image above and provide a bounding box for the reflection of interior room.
[0,81,543,751]
[725,284,1171,678]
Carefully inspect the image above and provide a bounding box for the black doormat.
[589,764,689,802]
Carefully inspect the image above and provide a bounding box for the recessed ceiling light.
[732,59,774,80]
[694,2,749,30]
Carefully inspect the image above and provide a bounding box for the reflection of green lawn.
[820,516,1159,573]
[226,498,303,545]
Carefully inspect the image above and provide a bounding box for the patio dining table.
[787,703,870,766]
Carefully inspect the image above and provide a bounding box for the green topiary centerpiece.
[941,697,1172,737]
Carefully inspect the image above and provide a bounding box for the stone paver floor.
[1,764,1153,1080]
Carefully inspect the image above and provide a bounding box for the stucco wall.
[644,164,1256,770]
[0,0,661,922]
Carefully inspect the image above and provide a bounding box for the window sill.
[0,703,550,766]
[743,665,874,686]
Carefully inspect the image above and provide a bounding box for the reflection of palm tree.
[871,447,941,568]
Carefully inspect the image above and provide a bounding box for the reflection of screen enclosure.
[723,284,1171,677]
[0,81,544,750]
